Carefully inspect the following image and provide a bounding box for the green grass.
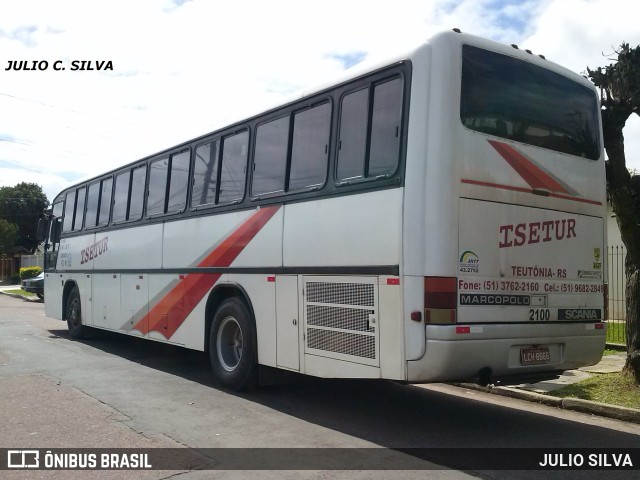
[606,321,626,345]
[4,289,37,298]
[603,348,623,356]
[549,370,640,410]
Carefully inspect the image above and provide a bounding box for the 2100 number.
[529,309,551,321]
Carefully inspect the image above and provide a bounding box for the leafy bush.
[19,266,42,280]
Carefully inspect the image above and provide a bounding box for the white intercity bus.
[38,30,607,390]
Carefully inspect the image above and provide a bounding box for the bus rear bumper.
[407,323,606,384]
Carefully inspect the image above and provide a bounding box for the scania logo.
[558,309,601,320]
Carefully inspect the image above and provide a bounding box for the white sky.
[1,0,639,201]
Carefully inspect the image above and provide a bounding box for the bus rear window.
[460,45,600,160]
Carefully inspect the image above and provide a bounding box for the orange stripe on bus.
[131,206,281,338]
[488,140,571,194]
[460,179,602,206]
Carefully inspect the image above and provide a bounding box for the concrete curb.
[560,397,640,424]
[451,382,640,424]
[492,386,563,407]
[0,290,41,302]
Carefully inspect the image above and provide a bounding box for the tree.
[0,183,49,254]
[587,44,640,382]
[0,219,19,255]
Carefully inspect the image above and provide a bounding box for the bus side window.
[337,88,368,181]
[369,77,403,177]
[112,171,130,223]
[192,140,219,207]
[129,165,146,220]
[167,150,190,213]
[98,177,113,226]
[289,102,331,191]
[73,186,86,231]
[148,158,169,216]
[62,191,75,232]
[85,181,101,228]
[253,116,289,197]
[62,187,86,232]
[337,76,403,182]
[219,131,248,204]
[147,151,187,216]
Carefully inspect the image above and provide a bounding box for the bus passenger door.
[92,274,121,331]
[276,275,300,371]
[121,274,148,336]
[80,274,92,326]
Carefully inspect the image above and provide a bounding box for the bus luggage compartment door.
[276,275,300,371]
[303,276,380,367]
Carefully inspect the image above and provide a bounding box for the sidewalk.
[511,352,628,393]
[0,283,41,301]
[454,351,640,424]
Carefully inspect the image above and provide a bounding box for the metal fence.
[0,257,13,282]
[20,254,44,269]
[0,255,44,283]
[607,245,626,344]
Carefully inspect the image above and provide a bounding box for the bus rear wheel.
[209,298,257,391]
[66,286,85,339]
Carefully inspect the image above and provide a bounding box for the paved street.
[0,294,638,479]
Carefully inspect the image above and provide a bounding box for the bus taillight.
[603,283,609,320]
[424,276,457,324]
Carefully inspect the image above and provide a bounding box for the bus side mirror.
[52,219,62,243]
[36,218,48,242]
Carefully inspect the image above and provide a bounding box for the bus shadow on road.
[46,325,639,477]
[47,326,215,386]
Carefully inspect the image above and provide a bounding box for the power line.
[0,91,194,135]
[0,156,44,174]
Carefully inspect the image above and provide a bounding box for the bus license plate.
[520,347,551,366]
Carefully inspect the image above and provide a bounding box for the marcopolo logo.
[459,251,480,274]
[460,294,530,306]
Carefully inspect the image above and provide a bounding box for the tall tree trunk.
[604,113,640,382]
[625,267,640,381]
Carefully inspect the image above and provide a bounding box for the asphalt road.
[0,294,638,479]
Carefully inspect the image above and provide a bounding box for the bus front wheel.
[66,286,85,339]
[209,298,257,391]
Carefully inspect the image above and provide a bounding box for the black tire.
[66,286,85,339]
[209,298,257,390]
[36,292,44,300]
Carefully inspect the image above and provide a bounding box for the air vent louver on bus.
[304,277,379,366]
[307,328,376,359]
[306,281,375,307]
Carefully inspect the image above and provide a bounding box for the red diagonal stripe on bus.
[132,205,281,338]
[487,140,571,194]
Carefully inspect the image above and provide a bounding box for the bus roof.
[52,29,595,204]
